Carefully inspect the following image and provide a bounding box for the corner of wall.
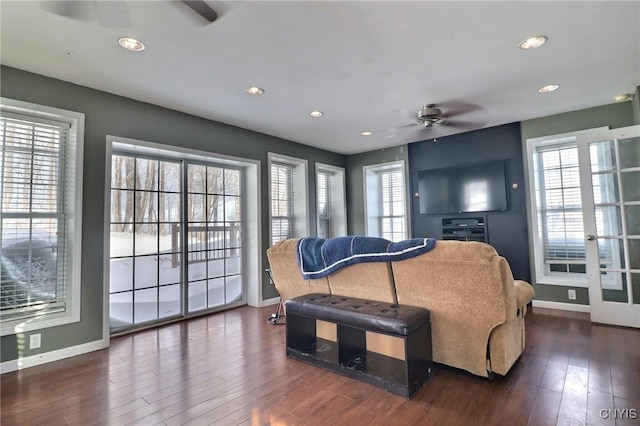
[632,86,640,125]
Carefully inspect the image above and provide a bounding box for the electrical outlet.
[29,333,41,350]
[568,289,577,300]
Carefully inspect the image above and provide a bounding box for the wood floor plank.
[586,389,615,426]
[527,388,562,426]
[2,305,639,426]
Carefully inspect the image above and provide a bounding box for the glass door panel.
[581,126,640,327]
[109,155,183,332]
[185,163,243,314]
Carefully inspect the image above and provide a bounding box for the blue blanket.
[296,236,436,280]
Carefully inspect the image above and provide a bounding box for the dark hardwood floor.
[1,306,639,425]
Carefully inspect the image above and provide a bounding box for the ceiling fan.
[381,102,489,140]
[41,1,219,28]
[414,102,490,130]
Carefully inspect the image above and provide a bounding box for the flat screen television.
[418,160,508,214]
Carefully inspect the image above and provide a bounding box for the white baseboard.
[532,299,591,313]
[262,296,281,307]
[1,338,108,374]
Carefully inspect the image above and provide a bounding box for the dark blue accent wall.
[408,123,530,282]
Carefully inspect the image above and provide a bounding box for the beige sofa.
[266,238,535,378]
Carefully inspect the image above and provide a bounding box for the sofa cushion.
[327,262,397,303]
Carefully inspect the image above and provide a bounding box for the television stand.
[441,217,486,242]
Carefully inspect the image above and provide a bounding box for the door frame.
[103,136,263,341]
[577,125,640,327]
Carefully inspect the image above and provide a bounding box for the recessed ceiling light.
[538,84,560,93]
[360,131,373,136]
[245,86,265,96]
[519,36,547,50]
[615,93,633,102]
[118,37,145,52]
[309,111,324,118]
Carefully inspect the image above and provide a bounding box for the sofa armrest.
[514,280,535,308]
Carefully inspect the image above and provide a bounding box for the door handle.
[587,234,596,241]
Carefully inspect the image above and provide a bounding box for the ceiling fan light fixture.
[538,84,560,93]
[416,104,444,127]
[309,110,324,118]
[245,86,265,96]
[519,36,547,50]
[118,37,145,52]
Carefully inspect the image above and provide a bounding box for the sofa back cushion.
[327,262,397,303]
[392,240,515,317]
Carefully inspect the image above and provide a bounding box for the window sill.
[1,310,80,337]
[535,276,588,288]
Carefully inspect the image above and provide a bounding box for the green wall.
[520,100,637,305]
[0,66,345,363]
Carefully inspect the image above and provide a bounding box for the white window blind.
[1,113,71,321]
[270,162,293,245]
[379,167,406,241]
[317,169,333,238]
[534,144,586,274]
[364,162,407,242]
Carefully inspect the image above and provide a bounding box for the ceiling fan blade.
[41,0,93,21]
[180,0,218,23]
[443,119,488,131]
[380,123,419,139]
[439,101,484,117]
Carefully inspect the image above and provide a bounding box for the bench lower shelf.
[286,313,433,398]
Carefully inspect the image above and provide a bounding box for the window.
[364,161,407,242]
[317,169,331,238]
[1,98,84,335]
[533,143,587,277]
[316,163,346,239]
[527,131,592,286]
[528,129,627,288]
[270,162,294,244]
[269,153,308,245]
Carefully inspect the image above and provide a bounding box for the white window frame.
[525,127,607,287]
[315,163,346,238]
[268,153,308,245]
[1,98,84,336]
[363,160,408,241]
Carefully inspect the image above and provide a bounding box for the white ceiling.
[1,1,639,155]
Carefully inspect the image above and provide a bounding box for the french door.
[578,125,640,327]
[109,153,244,333]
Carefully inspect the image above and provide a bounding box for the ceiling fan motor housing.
[417,104,444,127]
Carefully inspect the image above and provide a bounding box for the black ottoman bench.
[284,293,433,398]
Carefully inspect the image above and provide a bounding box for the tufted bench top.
[285,293,430,336]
